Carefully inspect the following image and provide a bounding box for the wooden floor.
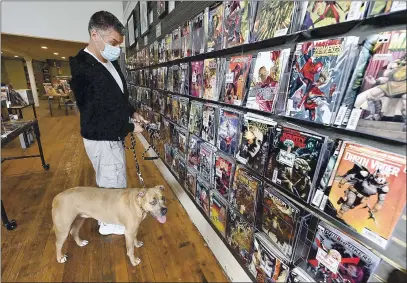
[1,103,229,282]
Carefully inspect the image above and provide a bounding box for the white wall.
[1,1,124,43]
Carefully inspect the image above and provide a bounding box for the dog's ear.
[138,189,147,198]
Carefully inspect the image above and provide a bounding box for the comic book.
[149,44,154,67]
[186,167,198,197]
[217,108,241,156]
[159,38,166,63]
[223,0,250,48]
[236,113,277,174]
[246,48,291,113]
[163,66,168,89]
[203,59,219,101]
[176,126,188,160]
[336,30,406,142]
[210,191,228,237]
[222,55,252,106]
[164,93,172,119]
[226,207,254,264]
[157,67,163,89]
[172,27,181,60]
[190,61,204,98]
[261,184,300,259]
[199,142,216,184]
[171,151,181,178]
[182,20,192,58]
[164,143,174,167]
[143,88,152,107]
[192,12,205,56]
[214,152,235,201]
[152,68,158,89]
[187,135,202,171]
[201,103,218,145]
[195,177,211,216]
[151,90,160,112]
[158,92,165,115]
[286,37,359,125]
[173,64,181,94]
[165,33,173,62]
[167,66,175,92]
[180,63,190,95]
[302,221,380,283]
[207,3,224,52]
[368,1,406,16]
[188,101,203,136]
[178,97,189,129]
[288,267,315,283]
[154,41,159,65]
[216,58,227,99]
[170,122,179,150]
[247,233,290,283]
[171,95,179,123]
[318,141,406,249]
[265,125,327,202]
[178,157,187,188]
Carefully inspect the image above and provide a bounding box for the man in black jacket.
[69,11,146,235]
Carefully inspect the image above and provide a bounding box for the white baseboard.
[136,134,252,283]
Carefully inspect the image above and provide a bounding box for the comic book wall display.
[178,97,189,129]
[247,233,290,283]
[217,108,241,156]
[201,103,217,145]
[180,63,190,95]
[226,208,254,264]
[187,135,202,171]
[222,55,252,106]
[303,221,380,283]
[286,37,359,125]
[246,48,291,113]
[199,142,216,184]
[192,12,205,56]
[203,59,219,101]
[182,20,192,58]
[172,27,182,60]
[214,152,235,201]
[265,125,327,202]
[176,127,189,160]
[317,141,406,248]
[230,165,262,223]
[190,61,204,98]
[186,167,198,197]
[223,0,250,48]
[236,113,277,174]
[188,101,203,136]
[210,191,228,237]
[207,3,224,52]
[195,177,211,216]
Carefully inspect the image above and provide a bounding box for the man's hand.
[132,112,149,124]
[133,121,144,133]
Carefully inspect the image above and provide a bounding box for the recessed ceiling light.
[14,55,18,58]
[54,52,58,55]
[61,56,66,59]
[41,46,48,49]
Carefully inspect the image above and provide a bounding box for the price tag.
[333,105,347,126]
[144,36,148,46]
[225,73,234,83]
[192,74,197,83]
[316,248,340,274]
[346,1,363,21]
[345,108,362,130]
[200,48,204,54]
[274,28,288,37]
[373,53,393,61]
[156,22,161,38]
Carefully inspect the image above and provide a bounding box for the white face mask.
[96,33,121,61]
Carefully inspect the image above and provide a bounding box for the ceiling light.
[14,55,18,58]
[53,52,58,55]
[61,56,66,59]
[41,46,48,49]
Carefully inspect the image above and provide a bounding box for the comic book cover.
[182,20,192,58]
[180,63,190,95]
[173,64,181,94]
[303,222,380,283]
[230,165,262,223]
[368,1,405,16]
[159,38,166,63]
[163,66,168,88]
[171,152,181,178]
[162,118,172,145]
[289,267,315,283]
[190,61,204,98]
[164,143,174,167]
[177,127,188,160]
[216,58,227,99]
[222,55,252,106]
[172,27,181,60]
[165,33,173,62]
[143,88,152,107]
[171,95,179,123]
[265,125,326,202]
[199,142,216,184]
[152,68,158,89]
[214,152,235,201]
[207,3,224,52]
[187,135,202,171]
[286,37,358,125]
[203,59,219,100]
[261,184,300,259]
[217,108,241,156]
[201,104,217,145]
[158,92,165,115]
[170,122,179,149]
[246,49,291,113]
[188,101,203,136]
[178,158,187,188]
[149,44,154,66]
[223,0,250,48]
[236,113,277,174]
[164,94,172,119]
[154,41,159,65]
[151,90,159,112]
[192,12,205,56]
[320,141,406,248]
[195,177,211,216]
[226,208,254,264]
[167,66,174,92]
[247,233,290,283]
[186,167,198,197]
[338,30,406,142]
[210,191,228,237]
[157,67,163,89]
[178,97,189,129]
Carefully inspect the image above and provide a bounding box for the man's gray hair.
[88,11,125,35]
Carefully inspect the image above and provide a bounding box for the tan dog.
[51,185,167,266]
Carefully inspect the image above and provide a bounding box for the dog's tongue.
[156,215,167,224]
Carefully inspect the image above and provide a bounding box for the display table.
[1,119,50,230]
[44,94,70,116]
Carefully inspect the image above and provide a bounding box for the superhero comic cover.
[195,177,211,217]
[180,63,190,95]
[337,30,406,142]
[171,95,179,123]
[158,92,165,115]
[210,190,228,237]
[207,3,224,52]
[178,158,187,187]
[319,141,407,248]
[222,55,252,106]
[165,93,172,119]
[187,135,202,171]
[190,61,204,98]
[188,101,203,137]
[368,1,406,16]
[236,113,277,174]
[162,118,172,145]
[181,20,192,58]
[261,184,300,259]
[201,103,217,145]
[159,38,166,63]
[286,37,358,125]
[303,221,380,283]
[177,127,188,160]
[170,123,179,151]
[167,66,174,92]
[186,167,198,197]
[265,125,326,202]
[203,59,219,101]
[171,152,181,178]
[192,12,205,56]
[157,67,163,89]
[226,207,254,264]
[178,97,189,129]
[164,143,174,167]
[154,41,159,64]
[199,142,216,184]
[247,233,290,283]
[172,27,181,60]
[152,90,160,112]
[165,33,173,62]
[214,152,235,201]
[246,48,291,113]
[217,108,241,156]
[288,267,315,283]
[223,0,250,49]
[172,65,181,94]
[230,164,262,224]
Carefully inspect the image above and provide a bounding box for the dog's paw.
[78,240,89,247]
[135,241,144,248]
[57,254,68,263]
[131,257,141,266]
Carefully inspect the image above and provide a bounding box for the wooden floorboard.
[1,104,229,282]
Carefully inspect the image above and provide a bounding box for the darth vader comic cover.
[190,61,204,98]
[178,97,189,130]
[210,191,228,237]
[188,101,203,136]
[192,12,205,56]
[217,108,241,156]
[185,167,198,197]
[180,63,190,95]
[201,103,217,145]
[199,142,216,184]
[223,0,250,48]
[195,177,211,217]
[207,3,224,52]
[182,20,192,58]
[187,135,202,171]
[264,125,326,202]
[214,152,235,201]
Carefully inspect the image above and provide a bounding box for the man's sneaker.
[99,223,125,235]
